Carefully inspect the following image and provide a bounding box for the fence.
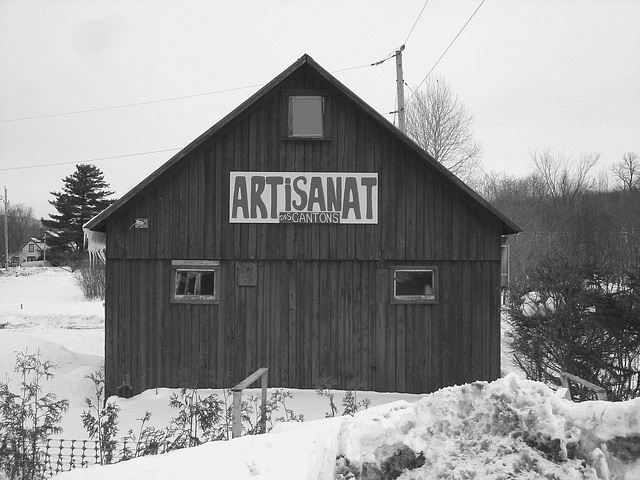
[1,438,98,478]
[41,439,100,477]
[2,369,271,477]
[1,437,172,479]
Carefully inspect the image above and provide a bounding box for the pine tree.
[42,164,114,263]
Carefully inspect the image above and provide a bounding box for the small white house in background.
[10,237,48,267]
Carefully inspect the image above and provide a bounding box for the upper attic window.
[289,96,324,138]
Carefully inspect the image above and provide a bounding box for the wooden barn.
[84,54,520,397]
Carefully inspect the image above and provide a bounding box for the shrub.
[120,411,170,460]
[507,256,640,401]
[0,350,69,480]
[81,371,120,464]
[165,388,227,449]
[74,263,105,300]
[316,387,339,418]
[266,388,304,425]
[77,379,305,463]
[316,381,370,418]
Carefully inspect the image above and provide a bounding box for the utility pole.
[395,45,406,134]
[2,187,8,269]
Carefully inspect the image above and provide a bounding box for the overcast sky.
[1,0,639,221]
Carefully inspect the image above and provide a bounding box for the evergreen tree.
[42,164,114,263]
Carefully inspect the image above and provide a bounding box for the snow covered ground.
[1,267,639,479]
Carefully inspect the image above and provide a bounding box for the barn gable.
[85,54,520,397]
[86,54,517,237]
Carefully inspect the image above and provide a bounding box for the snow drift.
[337,373,640,479]
[3,268,640,480]
[55,374,640,480]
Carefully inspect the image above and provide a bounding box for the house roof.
[18,237,45,252]
[84,54,520,236]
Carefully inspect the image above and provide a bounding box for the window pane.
[290,96,323,137]
[175,271,189,295]
[174,269,216,299]
[199,271,216,295]
[395,270,434,298]
[185,272,198,295]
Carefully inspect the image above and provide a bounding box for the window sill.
[390,299,440,305]
[281,137,332,142]
[170,297,219,305]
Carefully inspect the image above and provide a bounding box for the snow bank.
[54,417,345,480]
[55,374,640,480]
[337,373,640,479]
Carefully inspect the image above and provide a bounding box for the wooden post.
[395,46,406,134]
[560,373,572,400]
[232,390,242,438]
[2,187,8,269]
[231,367,269,439]
[260,369,268,434]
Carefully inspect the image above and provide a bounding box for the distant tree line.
[483,150,640,283]
[484,150,640,401]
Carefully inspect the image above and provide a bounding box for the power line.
[0,84,267,123]
[372,0,431,71]
[371,52,397,67]
[406,0,487,105]
[332,63,376,73]
[1,0,478,170]
[0,148,181,172]
[1,2,439,128]
[403,0,431,46]
[0,0,483,127]
[0,61,388,124]
[0,58,397,171]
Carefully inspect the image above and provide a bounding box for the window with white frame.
[171,260,219,304]
[288,95,324,138]
[392,267,438,303]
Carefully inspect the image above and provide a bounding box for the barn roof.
[85,54,520,235]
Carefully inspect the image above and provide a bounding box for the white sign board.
[229,172,378,224]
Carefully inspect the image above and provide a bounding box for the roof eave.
[301,56,521,235]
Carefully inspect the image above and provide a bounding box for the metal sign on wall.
[229,172,378,224]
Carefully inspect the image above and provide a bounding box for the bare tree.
[405,75,482,183]
[611,152,640,191]
[0,204,42,260]
[530,149,599,207]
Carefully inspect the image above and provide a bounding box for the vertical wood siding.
[103,65,505,396]
[105,258,502,395]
